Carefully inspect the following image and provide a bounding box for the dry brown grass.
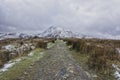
[63,38,120,79]
[0,38,56,68]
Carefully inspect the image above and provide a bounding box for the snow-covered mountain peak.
[0,32,34,40]
[0,26,79,40]
[41,26,77,38]
[1,26,120,40]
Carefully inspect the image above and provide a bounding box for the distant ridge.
[1,26,120,40]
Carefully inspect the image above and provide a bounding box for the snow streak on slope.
[41,26,77,38]
[0,26,78,40]
[1,26,120,40]
[0,33,33,40]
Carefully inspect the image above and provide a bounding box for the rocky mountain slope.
[1,26,120,40]
[0,26,79,40]
[41,26,78,38]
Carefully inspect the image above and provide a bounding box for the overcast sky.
[0,0,120,36]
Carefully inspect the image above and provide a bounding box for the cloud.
[0,0,120,36]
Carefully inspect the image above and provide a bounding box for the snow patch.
[2,43,35,55]
[0,58,22,74]
[113,64,120,80]
[31,46,35,50]
[2,45,15,52]
[116,48,120,54]
[15,58,22,62]
[28,52,34,56]
[0,63,15,72]
[0,32,33,40]
[10,53,16,55]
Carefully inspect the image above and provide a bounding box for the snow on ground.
[2,45,16,52]
[0,56,29,75]
[116,48,120,54]
[113,64,120,80]
[0,63,15,72]
[0,43,36,74]
[0,58,22,73]
[2,43,36,54]
[31,46,35,50]
[28,52,34,56]
[14,58,22,62]
[0,49,42,74]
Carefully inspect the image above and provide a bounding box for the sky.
[0,0,120,36]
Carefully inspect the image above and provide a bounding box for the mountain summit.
[1,26,120,40]
[41,26,77,38]
[0,26,78,40]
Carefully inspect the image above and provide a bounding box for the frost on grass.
[113,64,120,80]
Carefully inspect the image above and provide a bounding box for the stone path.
[17,40,91,80]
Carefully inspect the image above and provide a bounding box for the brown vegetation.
[0,38,56,68]
[63,38,120,73]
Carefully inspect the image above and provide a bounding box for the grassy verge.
[47,42,55,49]
[0,48,45,80]
[70,50,89,66]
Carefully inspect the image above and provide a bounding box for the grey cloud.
[0,0,120,36]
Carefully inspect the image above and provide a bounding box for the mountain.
[41,26,78,38]
[0,26,90,40]
[1,26,120,40]
[0,33,33,40]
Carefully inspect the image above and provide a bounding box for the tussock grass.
[63,38,120,80]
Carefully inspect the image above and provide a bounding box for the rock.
[24,72,28,75]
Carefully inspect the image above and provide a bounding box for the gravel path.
[17,40,91,80]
